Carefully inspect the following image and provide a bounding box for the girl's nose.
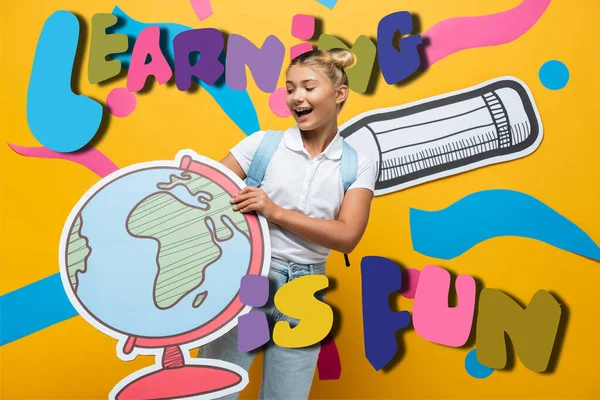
[293,89,305,102]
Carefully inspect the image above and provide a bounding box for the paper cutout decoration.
[8,144,119,179]
[106,88,137,117]
[361,256,411,371]
[421,0,551,70]
[317,333,342,380]
[88,14,128,84]
[27,10,103,153]
[399,268,420,299]
[0,274,78,346]
[292,14,315,41]
[269,87,292,117]
[58,150,271,399]
[377,11,422,85]
[237,311,270,353]
[273,275,333,348]
[410,189,600,262]
[317,0,338,10]
[539,60,570,90]
[238,275,270,352]
[340,77,543,196]
[291,43,314,61]
[240,274,269,306]
[291,14,315,60]
[412,266,476,347]
[464,348,494,379]
[110,6,259,136]
[318,34,376,94]
[475,289,562,372]
[127,26,173,92]
[189,0,213,21]
[226,34,285,93]
[174,29,225,91]
[0,143,119,345]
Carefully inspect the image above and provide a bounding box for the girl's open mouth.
[295,108,313,119]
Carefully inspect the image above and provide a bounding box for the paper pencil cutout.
[340,77,543,196]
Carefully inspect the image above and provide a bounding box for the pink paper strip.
[189,0,213,21]
[422,0,551,69]
[8,143,119,178]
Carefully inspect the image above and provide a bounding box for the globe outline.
[58,149,271,360]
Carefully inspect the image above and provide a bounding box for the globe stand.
[114,345,244,400]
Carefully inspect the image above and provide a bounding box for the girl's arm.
[220,152,374,254]
[220,153,247,180]
[274,188,373,254]
[232,186,374,254]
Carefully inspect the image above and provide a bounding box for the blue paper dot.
[465,349,494,379]
[539,60,569,90]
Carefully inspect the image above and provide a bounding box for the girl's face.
[285,65,348,132]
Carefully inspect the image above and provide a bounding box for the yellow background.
[2,0,599,398]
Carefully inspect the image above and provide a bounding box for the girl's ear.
[335,84,349,106]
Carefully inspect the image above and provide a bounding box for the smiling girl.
[199,49,376,399]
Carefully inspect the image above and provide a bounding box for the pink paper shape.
[422,0,551,69]
[412,265,476,347]
[317,333,341,380]
[189,0,213,21]
[106,87,137,117]
[127,26,173,92]
[116,365,241,399]
[291,43,313,61]
[292,14,315,40]
[268,88,291,117]
[8,143,119,178]
[399,268,420,299]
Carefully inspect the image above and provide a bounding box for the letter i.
[268,14,317,117]
[290,14,316,60]
[237,275,270,352]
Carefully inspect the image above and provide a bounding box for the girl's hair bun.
[329,49,354,69]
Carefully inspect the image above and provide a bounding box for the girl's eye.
[286,89,294,94]
[306,87,315,91]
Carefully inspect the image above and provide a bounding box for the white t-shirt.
[230,125,376,264]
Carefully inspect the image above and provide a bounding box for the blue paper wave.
[410,189,600,261]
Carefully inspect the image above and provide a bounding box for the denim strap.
[245,130,284,187]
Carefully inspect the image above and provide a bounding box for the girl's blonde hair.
[288,48,354,108]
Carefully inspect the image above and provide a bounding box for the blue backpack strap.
[245,130,284,187]
[341,141,358,192]
[340,141,358,267]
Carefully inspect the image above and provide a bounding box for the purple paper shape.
[226,34,285,93]
[240,274,269,307]
[238,311,270,352]
[173,28,224,91]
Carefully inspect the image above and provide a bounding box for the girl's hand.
[231,186,281,221]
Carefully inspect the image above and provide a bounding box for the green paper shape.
[475,289,562,372]
[88,14,128,84]
[318,34,376,94]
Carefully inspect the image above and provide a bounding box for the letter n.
[476,289,562,372]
